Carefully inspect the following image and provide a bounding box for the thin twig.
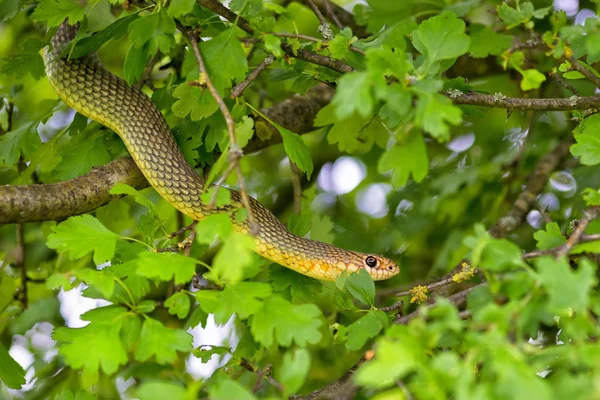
[556,207,599,258]
[550,71,580,96]
[197,0,353,74]
[306,0,333,41]
[379,301,403,312]
[239,359,285,393]
[323,0,343,30]
[231,54,276,99]
[270,33,365,55]
[186,33,259,235]
[448,91,600,111]
[168,222,196,239]
[135,52,159,91]
[568,56,600,89]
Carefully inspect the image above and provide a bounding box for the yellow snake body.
[44,23,400,281]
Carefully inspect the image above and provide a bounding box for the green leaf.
[263,34,283,57]
[469,24,512,58]
[46,215,119,264]
[520,69,546,91]
[332,72,374,119]
[411,11,471,74]
[0,122,40,168]
[195,213,234,245]
[377,132,428,188]
[205,233,258,283]
[55,135,111,180]
[0,39,46,80]
[195,282,272,324]
[192,345,231,362]
[129,13,159,47]
[124,42,152,85]
[346,310,389,351]
[497,2,549,29]
[415,91,462,141]
[583,188,600,207]
[70,14,139,58]
[571,114,600,165]
[54,322,128,386]
[172,83,218,121]
[479,239,525,272]
[354,334,418,389]
[346,269,376,306]
[136,252,197,285]
[165,292,191,319]
[536,257,597,314]
[73,269,115,298]
[208,378,257,400]
[168,0,194,17]
[200,28,249,91]
[277,348,311,396]
[269,265,323,302]
[0,0,20,21]
[137,381,187,400]
[134,318,193,364]
[0,343,25,389]
[534,222,566,250]
[32,0,85,26]
[246,103,313,179]
[250,294,323,347]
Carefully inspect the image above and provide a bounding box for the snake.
[43,21,400,281]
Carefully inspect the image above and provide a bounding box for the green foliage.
[3,1,600,399]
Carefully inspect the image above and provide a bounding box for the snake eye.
[365,256,377,267]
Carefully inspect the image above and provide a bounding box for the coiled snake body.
[44,22,400,281]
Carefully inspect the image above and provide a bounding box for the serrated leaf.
[269,265,323,302]
[192,345,231,363]
[534,222,566,250]
[346,269,375,306]
[0,39,46,80]
[53,322,128,386]
[46,215,119,264]
[411,11,470,74]
[0,343,25,389]
[250,294,323,347]
[32,0,85,26]
[70,13,139,58]
[346,310,389,351]
[208,378,257,400]
[55,135,111,180]
[136,252,197,284]
[332,72,374,119]
[165,292,191,319]
[536,257,597,314]
[520,69,546,91]
[0,122,40,167]
[205,233,258,283]
[378,132,428,188]
[195,282,272,324]
[571,114,600,165]
[134,318,193,364]
[469,24,512,58]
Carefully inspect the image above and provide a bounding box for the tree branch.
[196,0,354,74]
[448,91,600,111]
[0,86,335,224]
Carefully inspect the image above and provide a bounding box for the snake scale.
[43,22,400,281]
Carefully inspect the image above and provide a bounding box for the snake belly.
[43,22,400,281]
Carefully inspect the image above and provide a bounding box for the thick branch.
[0,86,334,224]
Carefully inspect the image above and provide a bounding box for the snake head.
[341,252,400,281]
